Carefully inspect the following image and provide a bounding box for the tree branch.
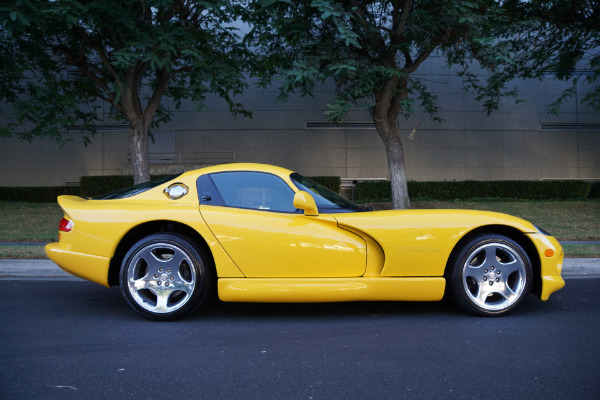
[349,0,386,57]
[403,26,452,73]
[71,27,120,87]
[53,36,121,111]
[144,67,171,125]
[391,0,412,43]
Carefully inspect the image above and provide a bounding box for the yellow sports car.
[45,163,565,320]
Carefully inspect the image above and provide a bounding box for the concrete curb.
[0,259,81,280]
[1,258,599,281]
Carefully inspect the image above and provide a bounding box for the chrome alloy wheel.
[126,242,197,314]
[461,242,527,312]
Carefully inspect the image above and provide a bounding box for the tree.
[247,0,520,209]
[0,0,249,184]
[503,0,600,114]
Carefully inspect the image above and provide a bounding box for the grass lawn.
[562,244,600,258]
[1,200,599,258]
[411,200,600,241]
[0,245,47,259]
[0,202,62,242]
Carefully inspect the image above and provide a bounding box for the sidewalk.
[1,258,599,280]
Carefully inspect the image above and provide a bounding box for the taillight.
[59,218,73,232]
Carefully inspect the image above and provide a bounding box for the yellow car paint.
[200,205,366,277]
[293,190,319,216]
[526,233,565,300]
[44,163,565,310]
[45,241,112,286]
[218,277,446,303]
[334,209,541,277]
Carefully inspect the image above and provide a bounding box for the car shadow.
[55,282,566,323]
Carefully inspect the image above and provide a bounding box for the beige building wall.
[1,65,599,187]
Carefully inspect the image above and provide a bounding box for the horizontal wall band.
[305,121,375,130]
[540,123,600,132]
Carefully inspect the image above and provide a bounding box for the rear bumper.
[45,242,111,287]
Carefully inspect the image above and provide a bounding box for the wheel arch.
[107,220,214,287]
[445,224,542,298]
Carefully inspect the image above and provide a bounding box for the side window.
[208,172,297,213]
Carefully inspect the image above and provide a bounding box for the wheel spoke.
[482,246,498,268]
[498,259,521,276]
[496,283,519,303]
[475,282,494,304]
[136,247,164,275]
[169,277,195,294]
[130,274,153,291]
[154,289,171,312]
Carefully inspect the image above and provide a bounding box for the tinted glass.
[209,172,297,213]
[290,173,365,213]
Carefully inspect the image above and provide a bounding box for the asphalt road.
[1,279,599,400]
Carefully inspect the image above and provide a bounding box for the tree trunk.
[129,120,151,184]
[376,120,410,209]
[372,79,411,209]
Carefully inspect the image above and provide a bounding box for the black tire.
[119,233,213,320]
[447,234,532,316]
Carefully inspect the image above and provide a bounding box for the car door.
[198,171,366,278]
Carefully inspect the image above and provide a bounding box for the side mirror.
[293,191,319,216]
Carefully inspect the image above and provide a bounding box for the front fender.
[335,209,539,277]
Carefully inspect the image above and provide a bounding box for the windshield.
[93,174,180,200]
[290,173,366,213]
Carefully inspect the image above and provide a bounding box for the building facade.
[1,61,599,187]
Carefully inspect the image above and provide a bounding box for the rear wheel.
[448,234,532,316]
[119,233,213,320]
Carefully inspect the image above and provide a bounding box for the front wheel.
[119,233,213,320]
[447,234,532,316]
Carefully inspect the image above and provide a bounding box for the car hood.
[334,208,538,234]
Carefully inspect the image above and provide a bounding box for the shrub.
[355,181,391,202]
[355,180,593,202]
[80,175,172,197]
[80,175,135,198]
[0,186,80,203]
[590,182,600,199]
[309,176,342,193]
[3,176,595,203]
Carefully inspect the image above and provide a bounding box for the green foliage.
[354,181,392,203]
[79,175,171,198]
[5,178,594,203]
[246,0,533,209]
[502,0,600,113]
[79,176,136,198]
[590,182,600,199]
[0,187,80,203]
[247,0,521,120]
[355,180,594,202]
[0,1,251,182]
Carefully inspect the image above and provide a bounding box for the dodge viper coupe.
[46,163,565,320]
